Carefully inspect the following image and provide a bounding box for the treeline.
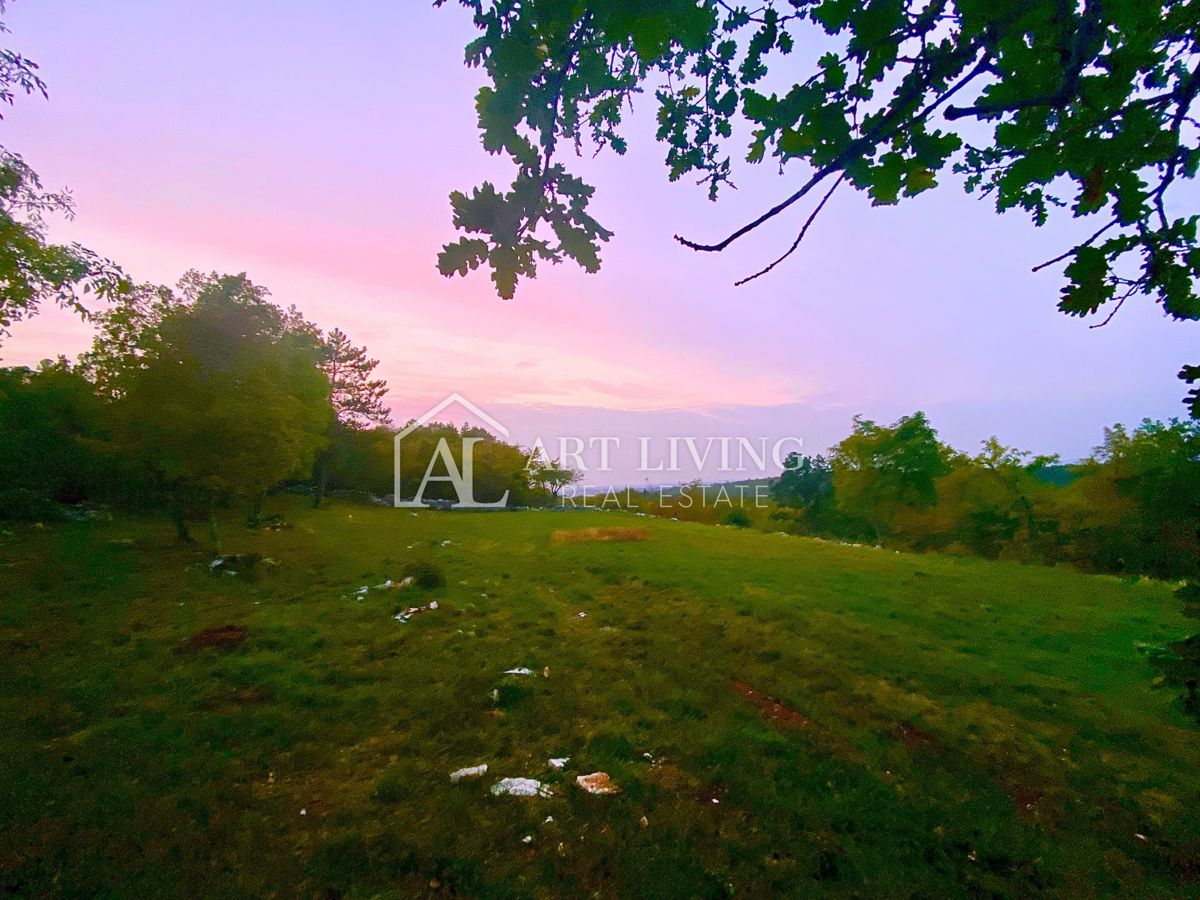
[767,412,1199,583]
[0,271,564,544]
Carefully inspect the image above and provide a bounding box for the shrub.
[0,488,62,522]
[721,507,752,528]
[402,558,445,590]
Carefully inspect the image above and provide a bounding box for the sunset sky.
[3,0,1196,482]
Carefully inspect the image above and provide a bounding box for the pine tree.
[313,328,391,506]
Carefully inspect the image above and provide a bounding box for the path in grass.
[1,498,1197,897]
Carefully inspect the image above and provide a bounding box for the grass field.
[2,497,1198,898]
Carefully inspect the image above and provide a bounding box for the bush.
[0,488,62,522]
[402,558,445,590]
[721,507,752,528]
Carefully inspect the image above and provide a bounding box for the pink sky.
[2,0,1196,482]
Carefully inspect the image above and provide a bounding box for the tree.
[0,4,126,339]
[528,455,582,499]
[0,359,111,514]
[926,437,1061,559]
[438,0,1200,412]
[1072,418,1200,577]
[831,411,951,539]
[110,273,332,546]
[772,452,833,509]
[311,327,391,507]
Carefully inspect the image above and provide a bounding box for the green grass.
[1,498,1197,897]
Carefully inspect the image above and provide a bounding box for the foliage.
[527,454,583,497]
[441,0,1200,410]
[720,505,751,527]
[831,411,951,538]
[0,5,127,338]
[0,150,127,338]
[109,273,333,542]
[401,557,447,590]
[0,360,112,506]
[393,421,555,506]
[772,452,833,509]
[319,328,391,431]
[309,327,391,506]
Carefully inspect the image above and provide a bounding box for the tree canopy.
[438,0,1200,412]
[108,273,333,542]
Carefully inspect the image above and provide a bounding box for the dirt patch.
[732,681,812,729]
[1012,786,1045,817]
[551,527,650,544]
[893,720,944,753]
[693,783,728,806]
[187,624,247,651]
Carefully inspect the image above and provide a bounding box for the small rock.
[521,835,533,844]
[548,757,569,769]
[575,772,620,795]
[504,667,533,676]
[639,815,649,828]
[491,778,552,798]
[449,764,489,782]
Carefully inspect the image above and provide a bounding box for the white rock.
[504,667,533,676]
[548,757,569,769]
[449,764,488,782]
[490,778,552,798]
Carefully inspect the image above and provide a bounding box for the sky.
[2,0,1197,484]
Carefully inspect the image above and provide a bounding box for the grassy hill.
[2,498,1197,897]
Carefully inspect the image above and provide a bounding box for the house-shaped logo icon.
[393,393,510,509]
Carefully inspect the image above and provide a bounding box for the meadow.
[2,498,1198,898]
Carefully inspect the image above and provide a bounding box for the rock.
[449,764,488,782]
[504,667,533,676]
[575,772,620,795]
[548,757,569,769]
[490,778,552,798]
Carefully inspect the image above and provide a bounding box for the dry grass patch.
[551,526,651,544]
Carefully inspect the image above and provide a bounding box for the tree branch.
[734,172,845,286]
[675,51,993,254]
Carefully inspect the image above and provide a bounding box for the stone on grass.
[490,778,552,798]
[575,772,620,795]
[449,764,488,782]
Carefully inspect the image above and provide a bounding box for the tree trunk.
[313,450,330,508]
[208,500,222,556]
[171,504,193,543]
[247,492,265,528]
